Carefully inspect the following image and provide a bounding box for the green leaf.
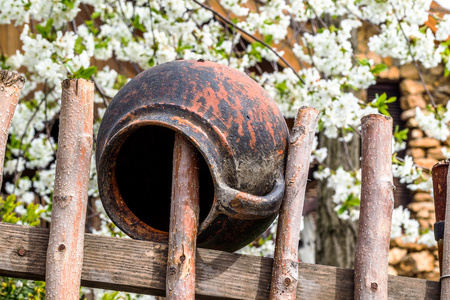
[275,81,288,94]
[394,126,409,142]
[371,63,387,75]
[378,107,390,117]
[61,0,75,9]
[337,205,347,215]
[0,195,20,224]
[45,18,53,34]
[35,18,54,40]
[392,154,401,164]
[347,196,360,207]
[91,11,101,19]
[386,96,396,103]
[70,66,97,80]
[79,66,97,79]
[24,2,32,11]
[318,120,324,132]
[85,20,99,35]
[113,74,127,90]
[35,24,47,37]
[132,15,146,32]
[359,58,370,67]
[264,34,273,45]
[74,36,85,55]
[148,57,155,67]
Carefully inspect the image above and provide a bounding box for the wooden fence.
[0,222,440,299]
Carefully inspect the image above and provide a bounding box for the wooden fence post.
[45,78,94,300]
[0,70,25,187]
[354,114,393,300]
[166,133,200,299]
[441,166,450,298]
[269,106,319,300]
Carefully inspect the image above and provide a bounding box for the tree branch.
[191,0,305,84]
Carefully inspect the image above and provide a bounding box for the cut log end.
[0,70,25,89]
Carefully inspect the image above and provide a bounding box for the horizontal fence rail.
[0,222,440,299]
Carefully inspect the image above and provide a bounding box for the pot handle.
[217,174,285,220]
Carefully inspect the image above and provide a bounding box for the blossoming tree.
[1,0,450,298]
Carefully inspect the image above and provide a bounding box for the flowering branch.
[191,0,305,84]
[391,3,437,109]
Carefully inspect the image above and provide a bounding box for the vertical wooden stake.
[431,162,448,277]
[354,114,393,300]
[0,70,25,187]
[269,106,319,300]
[441,166,450,298]
[166,132,199,299]
[45,78,94,300]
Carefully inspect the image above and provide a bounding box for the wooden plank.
[0,222,440,299]
[0,24,23,56]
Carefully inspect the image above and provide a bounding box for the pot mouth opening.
[115,125,214,233]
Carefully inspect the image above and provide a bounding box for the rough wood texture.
[45,78,94,300]
[167,133,199,299]
[442,167,450,298]
[0,223,440,299]
[0,70,25,187]
[355,114,394,300]
[270,107,319,300]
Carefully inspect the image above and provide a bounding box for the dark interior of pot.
[115,126,214,232]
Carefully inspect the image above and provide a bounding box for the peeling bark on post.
[166,133,200,299]
[0,70,25,187]
[441,165,450,298]
[354,114,393,300]
[269,106,319,300]
[45,78,94,300]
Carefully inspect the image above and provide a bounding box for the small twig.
[147,0,158,66]
[394,156,431,172]
[343,6,382,34]
[305,1,327,28]
[228,26,236,66]
[42,81,57,158]
[90,76,110,107]
[13,95,48,189]
[341,130,355,171]
[349,125,362,137]
[191,0,305,84]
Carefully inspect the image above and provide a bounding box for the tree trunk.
[315,133,359,268]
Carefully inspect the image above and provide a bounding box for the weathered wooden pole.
[0,70,25,187]
[269,106,319,300]
[431,161,448,276]
[354,114,394,300]
[441,163,450,299]
[166,132,200,299]
[45,78,94,300]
